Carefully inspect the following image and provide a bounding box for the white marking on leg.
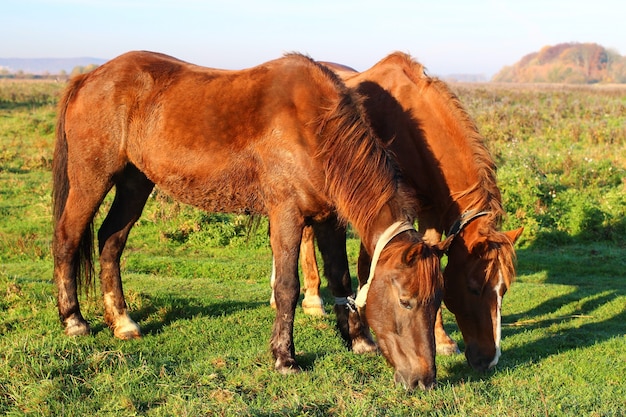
[64,316,90,336]
[269,256,277,307]
[104,292,141,339]
[302,294,326,316]
[114,314,142,340]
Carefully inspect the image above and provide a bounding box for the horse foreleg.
[300,225,325,316]
[98,167,153,340]
[268,214,302,374]
[269,225,325,315]
[355,242,377,351]
[315,220,376,354]
[269,257,277,309]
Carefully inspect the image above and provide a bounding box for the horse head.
[442,218,523,372]
[359,226,453,390]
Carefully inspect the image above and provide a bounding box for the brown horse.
[271,52,523,372]
[52,51,452,390]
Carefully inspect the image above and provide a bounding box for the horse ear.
[432,235,455,258]
[401,244,424,266]
[469,236,489,255]
[402,235,455,264]
[504,227,524,244]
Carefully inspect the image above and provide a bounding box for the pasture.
[1,78,625,416]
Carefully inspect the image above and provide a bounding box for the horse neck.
[359,198,411,256]
[378,71,497,231]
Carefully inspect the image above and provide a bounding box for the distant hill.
[492,42,626,84]
[0,57,107,75]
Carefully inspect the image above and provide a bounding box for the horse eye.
[399,299,413,310]
[468,287,481,297]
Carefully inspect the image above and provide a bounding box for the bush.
[455,83,625,247]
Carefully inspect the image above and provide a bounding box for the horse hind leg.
[54,180,112,336]
[98,165,154,340]
[300,225,325,316]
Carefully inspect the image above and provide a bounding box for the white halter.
[353,220,415,308]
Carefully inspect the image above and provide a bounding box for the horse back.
[340,54,485,215]
[59,51,345,215]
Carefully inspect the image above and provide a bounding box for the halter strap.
[447,209,490,237]
[352,220,415,308]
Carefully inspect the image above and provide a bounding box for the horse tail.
[53,74,95,296]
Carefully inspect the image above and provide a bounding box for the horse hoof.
[352,337,378,354]
[302,304,326,316]
[112,317,142,340]
[64,320,90,336]
[436,343,461,355]
[114,328,142,340]
[302,296,326,316]
[275,359,301,375]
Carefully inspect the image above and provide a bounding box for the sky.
[2,0,625,78]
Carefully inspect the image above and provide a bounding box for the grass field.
[1,79,625,416]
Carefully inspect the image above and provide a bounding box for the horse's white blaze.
[488,272,504,369]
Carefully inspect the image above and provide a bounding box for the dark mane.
[306,56,406,235]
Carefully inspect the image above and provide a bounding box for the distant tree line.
[0,64,100,80]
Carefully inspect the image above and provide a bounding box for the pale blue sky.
[2,0,624,77]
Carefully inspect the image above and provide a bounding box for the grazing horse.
[52,51,452,390]
[271,52,523,372]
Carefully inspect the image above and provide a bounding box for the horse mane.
[381,53,505,224]
[378,52,517,286]
[303,55,407,235]
[482,230,518,288]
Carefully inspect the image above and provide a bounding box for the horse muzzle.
[465,343,501,372]
[394,369,437,391]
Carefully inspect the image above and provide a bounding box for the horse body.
[53,51,447,389]
[284,53,523,372]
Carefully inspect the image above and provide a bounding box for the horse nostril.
[394,371,410,390]
[394,371,436,391]
[465,346,497,373]
[418,379,437,391]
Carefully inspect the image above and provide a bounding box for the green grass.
[1,80,625,416]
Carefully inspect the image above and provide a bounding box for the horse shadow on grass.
[86,283,344,371]
[442,231,626,383]
[89,293,266,336]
